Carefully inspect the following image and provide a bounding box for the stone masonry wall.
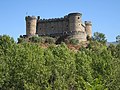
[37,17,69,36]
[26,16,37,36]
[25,13,92,42]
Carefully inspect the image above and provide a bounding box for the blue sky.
[0,0,120,42]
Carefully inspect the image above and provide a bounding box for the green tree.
[93,32,107,44]
[0,34,120,90]
[116,35,120,43]
[107,44,116,56]
[116,44,120,59]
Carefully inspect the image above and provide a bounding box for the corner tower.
[85,21,92,38]
[68,13,82,32]
[25,16,37,37]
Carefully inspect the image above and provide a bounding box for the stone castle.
[25,12,92,42]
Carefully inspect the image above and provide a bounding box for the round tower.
[68,13,82,32]
[85,21,92,38]
[25,16,37,37]
[68,13,87,42]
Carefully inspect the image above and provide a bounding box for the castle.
[25,12,92,42]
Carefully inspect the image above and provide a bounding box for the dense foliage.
[116,35,120,43]
[0,35,120,90]
[93,32,107,44]
[69,38,79,45]
[18,36,56,44]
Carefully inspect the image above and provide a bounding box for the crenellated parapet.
[68,13,82,17]
[85,21,92,26]
[37,16,68,23]
[25,16,37,21]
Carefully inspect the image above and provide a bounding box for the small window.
[40,28,41,30]
[51,26,53,28]
[78,17,80,19]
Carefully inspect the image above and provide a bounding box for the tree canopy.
[93,32,107,44]
[0,35,120,90]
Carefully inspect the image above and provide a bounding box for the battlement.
[37,13,82,23]
[85,21,92,25]
[38,17,65,22]
[37,15,69,23]
[25,16,37,21]
[68,12,82,17]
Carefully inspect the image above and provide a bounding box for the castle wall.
[25,13,92,42]
[37,18,69,36]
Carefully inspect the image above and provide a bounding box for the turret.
[25,16,37,37]
[85,21,92,38]
[68,13,82,32]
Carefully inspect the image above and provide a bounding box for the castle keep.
[25,12,92,42]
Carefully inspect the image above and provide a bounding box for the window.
[78,17,80,19]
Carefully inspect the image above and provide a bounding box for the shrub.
[17,38,26,43]
[69,38,79,45]
[44,37,56,44]
[29,36,43,43]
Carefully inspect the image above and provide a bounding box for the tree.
[107,44,116,56]
[1,34,120,90]
[93,32,107,44]
[116,35,120,43]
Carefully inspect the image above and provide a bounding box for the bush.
[69,38,79,45]
[44,36,56,44]
[29,36,43,43]
[17,38,26,43]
